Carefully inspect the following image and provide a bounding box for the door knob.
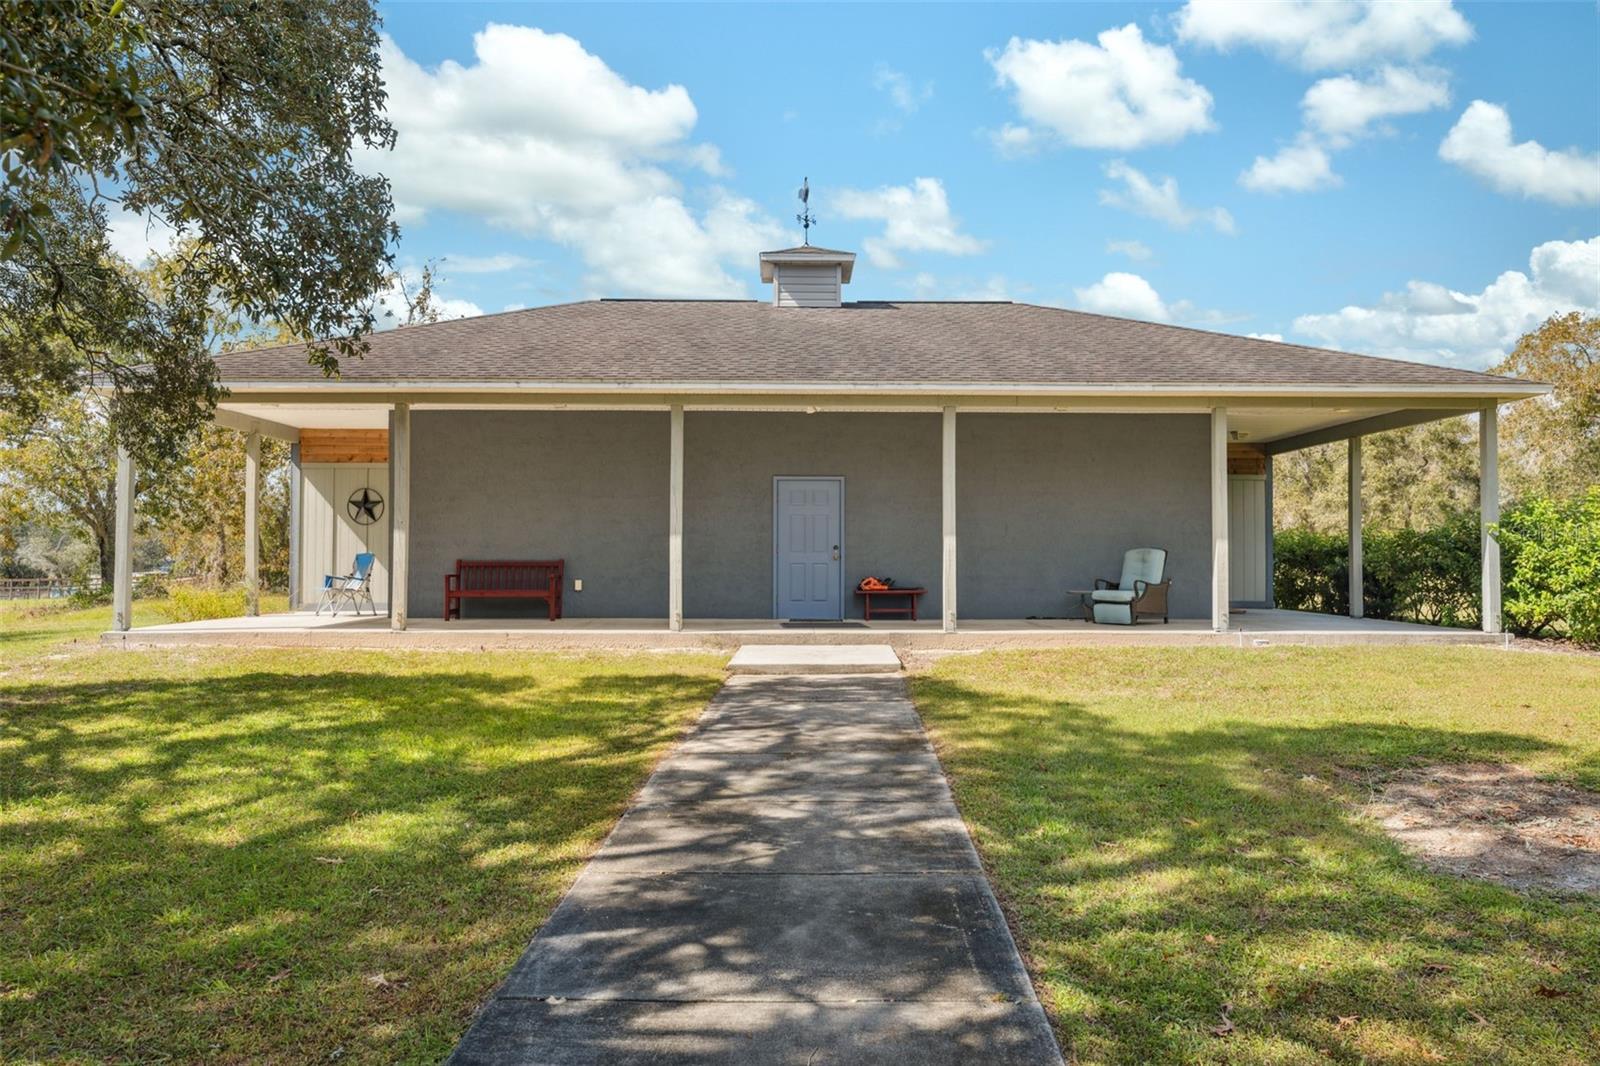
[832,546,840,560]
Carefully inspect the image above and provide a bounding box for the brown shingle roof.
[212,299,1521,389]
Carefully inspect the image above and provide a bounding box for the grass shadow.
[912,651,1600,1065]
[2,654,724,1063]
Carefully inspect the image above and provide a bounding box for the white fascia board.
[217,379,1551,401]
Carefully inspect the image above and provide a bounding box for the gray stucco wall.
[957,413,1211,618]
[406,409,1211,620]
[685,413,943,618]
[410,411,668,618]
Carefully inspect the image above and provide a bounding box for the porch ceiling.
[214,394,1476,450]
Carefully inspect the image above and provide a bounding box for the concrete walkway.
[447,673,1063,1065]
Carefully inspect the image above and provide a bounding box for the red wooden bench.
[853,585,926,621]
[444,560,564,621]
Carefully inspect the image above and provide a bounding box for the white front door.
[773,477,843,620]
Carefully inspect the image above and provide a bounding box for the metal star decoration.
[347,486,384,525]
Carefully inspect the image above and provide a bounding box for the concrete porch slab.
[105,609,1504,651]
[726,643,902,674]
[449,997,1063,1066]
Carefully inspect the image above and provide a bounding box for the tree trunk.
[211,526,229,585]
[96,530,113,589]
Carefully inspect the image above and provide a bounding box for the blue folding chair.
[316,552,377,616]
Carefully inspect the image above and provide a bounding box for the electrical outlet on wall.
[573,579,583,592]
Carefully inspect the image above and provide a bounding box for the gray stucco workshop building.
[119,244,1541,634]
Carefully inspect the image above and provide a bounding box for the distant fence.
[0,575,103,601]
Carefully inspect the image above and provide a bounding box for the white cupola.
[758,246,856,308]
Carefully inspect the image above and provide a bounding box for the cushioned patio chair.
[1090,547,1171,625]
[316,552,377,617]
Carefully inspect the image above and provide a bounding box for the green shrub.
[67,582,111,609]
[1273,529,1348,615]
[133,572,171,598]
[1363,513,1481,628]
[1495,490,1600,645]
[1276,514,1482,629]
[165,585,249,622]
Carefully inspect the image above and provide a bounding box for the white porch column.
[1480,404,1502,634]
[1210,407,1229,632]
[668,404,684,632]
[941,406,957,633]
[1347,435,1363,619]
[244,431,260,617]
[390,403,411,631]
[112,447,135,632]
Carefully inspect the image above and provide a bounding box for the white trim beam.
[244,431,260,617]
[1480,405,1502,634]
[1262,407,1475,454]
[212,407,301,442]
[390,403,411,631]
[942,406,957,633]
[112,447,135,632]
[669,405,684,632]
[1348,436,1363,619]
[1211,408,1229,632]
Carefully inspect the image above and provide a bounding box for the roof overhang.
[758,250,856,283]
[213,378,1548,402]
[211,378,1549,451]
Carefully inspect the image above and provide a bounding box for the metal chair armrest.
[1094,577,1117,590]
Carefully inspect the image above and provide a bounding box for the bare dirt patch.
[1365,763,1600,895]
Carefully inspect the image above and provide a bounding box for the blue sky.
[324,2,1598,368]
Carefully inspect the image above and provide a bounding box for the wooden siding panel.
[301,429,389,464]
[1227,442,1266,476]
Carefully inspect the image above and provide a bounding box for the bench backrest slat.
[454,559,563,592]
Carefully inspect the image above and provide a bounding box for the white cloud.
[1106,239,1153,261]
[1099,161,1235,234]
[989,123,1040,158]
[1303,66,1451,144]
[1247,332,1286,342]
[442,253,534,274]
[376,268,485,328]
[105,206,177,265]
[832,177,986,269]
[557,188,785,298]
[1239,67,1449,195]
[873,64,932,113]
[987,25,1215,151]
[1175,0,1473,70]
[365,25,779,296]
[1074,271,1242,325]
[955,275,1016,302]
[1074,272,1171,321]
[1292,236,1600,367]
[1239,136,1341,193]
[1439,101,1600,207]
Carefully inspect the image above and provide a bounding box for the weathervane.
[796,177,816,245]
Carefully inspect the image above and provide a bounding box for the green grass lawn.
[914,647,1600,1066]
[1,600,724,1064]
